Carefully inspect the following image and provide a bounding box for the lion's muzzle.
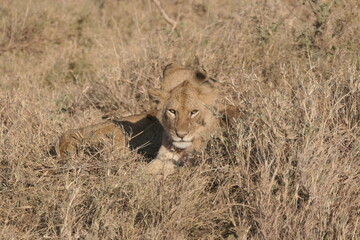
[172,141,192,149]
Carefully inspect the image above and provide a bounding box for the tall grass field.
[0,0,359,239]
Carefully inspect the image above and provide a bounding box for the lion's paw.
[142,159,178,178]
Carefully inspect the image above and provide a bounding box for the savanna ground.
[0,0,359,239]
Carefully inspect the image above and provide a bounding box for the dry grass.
[0,0,359,239]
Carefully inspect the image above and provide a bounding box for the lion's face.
[149,79,218,150]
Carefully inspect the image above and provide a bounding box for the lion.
[58,64,239,175]
[144,76,220,175]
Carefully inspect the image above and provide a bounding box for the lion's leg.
[141,144,182,176]
[58,129,83,158]
[87,122,126,145]
[143,158,178,177]
[58,122,126,158]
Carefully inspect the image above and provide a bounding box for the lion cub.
[145,74,219,175]
[58,64,237,176]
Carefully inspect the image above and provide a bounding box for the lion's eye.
[190,110,199,117]
[168,109,176,115]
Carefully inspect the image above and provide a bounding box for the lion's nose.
[176,130,188,139]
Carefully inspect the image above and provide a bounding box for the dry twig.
[151,0,178,32]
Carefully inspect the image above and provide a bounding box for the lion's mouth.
[172,141,192,149]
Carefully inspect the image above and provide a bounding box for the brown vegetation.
[0,0,359,239]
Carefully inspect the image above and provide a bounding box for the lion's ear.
[148,88,169,107]
[197,77,218,94]
[201,77,217,87]
[196,77,219,105]
[193,67,217,88]
[163,63,181,78]
[194,69,207,81]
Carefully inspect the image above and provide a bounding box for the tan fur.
[161,63,209,92]
[145,78,220,175]
[161,63,241,124]
[58,64,240,176]
[58,111,164,159]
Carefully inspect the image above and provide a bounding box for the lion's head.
[161,63,209,92]
[149,76,219,150]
